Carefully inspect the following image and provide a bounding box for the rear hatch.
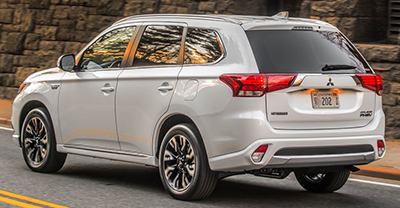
[246,29,381,130]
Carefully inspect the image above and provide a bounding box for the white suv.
[12,13,386,200]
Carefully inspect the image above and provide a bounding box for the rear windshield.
[246,30,372,74]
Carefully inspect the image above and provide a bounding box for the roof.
[113,13,337,31]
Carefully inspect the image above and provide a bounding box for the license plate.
[311,91,339,109]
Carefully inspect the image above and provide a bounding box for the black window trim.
[125,22,188,69]
[75,24,140,72]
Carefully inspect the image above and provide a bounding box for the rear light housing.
[251,145,268,163]
[355,74,383,95]
[219,73,297,97]
[377,140,385,157]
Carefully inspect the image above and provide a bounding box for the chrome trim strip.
[272,151,374,160]
[63,144,150,158]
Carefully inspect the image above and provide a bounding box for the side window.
[133,25,183,66]
[184,28,223,64]
[80,26,135,70]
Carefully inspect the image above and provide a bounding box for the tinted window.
[184,28,223,64]
[80,27,135,70]
[133,25,183,66]
[246,30,372,74]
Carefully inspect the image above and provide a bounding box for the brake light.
[219,73,297,97]
[377,140,385,157]
[355,74,383,95]
[251,145,268,163]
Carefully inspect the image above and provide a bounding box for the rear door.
[116,23,186,155]
[246,30,378,130]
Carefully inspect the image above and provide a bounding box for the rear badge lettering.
[360,110,373,117]
[271,112,288,116]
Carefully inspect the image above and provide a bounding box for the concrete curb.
[355,166,400,181]
[0,118,11,127]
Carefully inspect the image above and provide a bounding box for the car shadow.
[53,159,374,207]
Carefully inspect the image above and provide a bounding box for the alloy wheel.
[23,116,49,168]
[162,134,196,192]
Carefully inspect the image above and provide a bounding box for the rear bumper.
[208,135,384,172]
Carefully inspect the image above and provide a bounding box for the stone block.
[64,42,83,54]
[383,95,398,106]
[310,1,336,17]
[34,9,54,25]
[356,44,400,63]
[176,7,188,14]
[0,87,18,100]
[28,0,50,9]
[0,73,15,87]
[53,5,69,19]
[391,83,400,95]
[24,33,40,50]
[39,41,64,52]
[34,26,58,40]
[14,67,40,87]
[4,32,25,54]
[86,15,117,31]
[0,54,14,73]
[97,0,124,16]
[57,20,76,41]
[198,1,216,12]
[123,3,142,17]
[159,5,177,13]
[0,9,14,23]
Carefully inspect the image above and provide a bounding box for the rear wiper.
[321,64,356,71]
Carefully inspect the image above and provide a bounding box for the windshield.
[246,30,372,74]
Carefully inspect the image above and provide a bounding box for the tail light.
[251,145,268,163]
[219,73,297,97]
[355,74,383,95]
[377,140,385,157]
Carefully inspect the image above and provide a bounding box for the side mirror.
[57,54,76,72]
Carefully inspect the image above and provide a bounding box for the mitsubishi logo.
[327,78,334,86]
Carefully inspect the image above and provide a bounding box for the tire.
[21,107,67,173]
[159,123,218,201]
[294,170,350,193]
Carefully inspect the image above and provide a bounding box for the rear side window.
[246,30,372,74]
[134,25,183,66]
[184,28,223,64]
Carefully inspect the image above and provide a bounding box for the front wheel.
[159,124,218,201]
[294,170,350,193]
[21,107,67,173]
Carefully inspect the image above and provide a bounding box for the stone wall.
[0,0,269,99]
[0,0,399,140]
[356,44,400,140]
[300,0,388,42]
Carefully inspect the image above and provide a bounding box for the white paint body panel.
[12,14,385,172]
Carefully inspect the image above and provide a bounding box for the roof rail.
[113,14,242,25]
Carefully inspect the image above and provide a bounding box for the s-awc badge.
[360,110,373,117]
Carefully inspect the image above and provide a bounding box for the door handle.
[157,85,174,91]
[101,83,115,93]
[101,87,115,93]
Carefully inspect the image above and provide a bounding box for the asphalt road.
[0,128,400,208]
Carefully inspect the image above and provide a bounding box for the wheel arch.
[19,101,50,146]
[155,114,204,163]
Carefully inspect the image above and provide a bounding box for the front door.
[59,26,137,149]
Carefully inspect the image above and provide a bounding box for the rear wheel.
[21,108,67,173]
[159,123,218,201]
[294,170,350,193]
